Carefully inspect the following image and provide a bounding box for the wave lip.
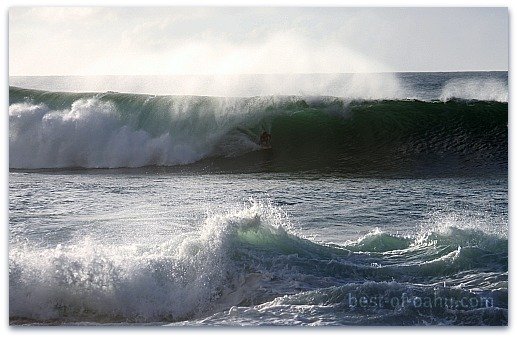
[9,200,508,325]
[9,86,508,175]
[8,201,300,324]
[439,78,508,102]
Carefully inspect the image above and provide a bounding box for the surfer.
[260,131,272,148]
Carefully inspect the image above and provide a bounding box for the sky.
[9,7,508,75]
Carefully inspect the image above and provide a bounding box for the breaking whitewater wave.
[9,201,286,323]
[9,201,508,325]
[439,78,508,102]
[9,86,507,175]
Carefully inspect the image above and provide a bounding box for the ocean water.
[8,72,508,325]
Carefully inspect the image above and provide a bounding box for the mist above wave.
[9,72,508,102]
[9,86,507,171]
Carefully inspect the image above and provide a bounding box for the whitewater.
[9,72,508,325]
[9,72,508,173]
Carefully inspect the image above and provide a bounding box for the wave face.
[9,86,507,175]
[9,201,508,325]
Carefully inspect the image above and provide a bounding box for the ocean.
[8,72,508,325]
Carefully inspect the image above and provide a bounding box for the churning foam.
[8,201,293,322]
[440,78,508,102]
[9,97,260,169]
[9,198,507,324]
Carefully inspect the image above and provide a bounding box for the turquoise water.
[9,72,508,325]
[9,172,508,325]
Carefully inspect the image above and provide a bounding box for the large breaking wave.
[9,86,507,175]
[9,200,508,325]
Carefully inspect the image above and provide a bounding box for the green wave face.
[9,201,508,325]
[9,86,508,175]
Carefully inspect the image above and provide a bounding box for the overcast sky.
[9,7,508,75]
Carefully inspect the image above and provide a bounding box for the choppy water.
[9,172,508,325]
[9,72,508,325]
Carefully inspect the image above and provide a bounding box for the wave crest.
[9,87,508,174]
[8,201,298,323]
[440,78,508,102]
[9,200,507,324]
